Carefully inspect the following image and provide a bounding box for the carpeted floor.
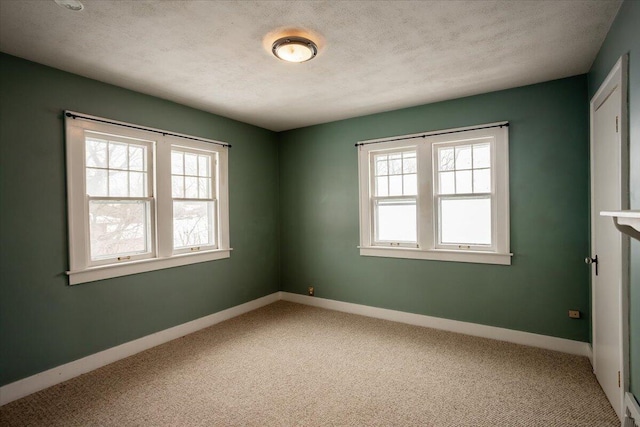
[0,301,619,426]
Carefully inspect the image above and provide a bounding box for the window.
[171,149,216,252]
[372,150,417,245]
[85,133,153,264]
[66,112,230,285]
[358,123,511,265]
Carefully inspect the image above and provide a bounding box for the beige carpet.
[0,301,618,426]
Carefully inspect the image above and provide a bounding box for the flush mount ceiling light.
[54,0,84,11]
[272,37,318,63]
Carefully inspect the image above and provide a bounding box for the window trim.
[65,112,231,285]
[357,122,512,265]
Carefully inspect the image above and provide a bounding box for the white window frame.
[65,112,231,285]
[358,122,511,265]
[83,132,156,266]
[169,145,218,255]
[370,148,419,247]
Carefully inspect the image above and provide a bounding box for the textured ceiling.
[0,0,622,131]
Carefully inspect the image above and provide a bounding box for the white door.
[590,58,628,420]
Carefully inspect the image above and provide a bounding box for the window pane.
[389,158,402,174]
[455,145,472,169]
[439,171,455,194]
[185,176,198,198]
[86,168,108,196]
[473,169,491,193]
[198,177,210,198]
[86,138,107,168]
[129,146,144,171]
[108,142,128,169]
[456,170,472,193]
[198,155,210,177]
[89,201,150,260]
[173,201,215,249]
[375,200,417,243]
[403,156,416,173]
[184,153,198,175]
[171,151,184,174]
[376,159,388,175]
[172,176,184,198]
[403,174,417,196]
[109,170,128,197]
[129,171,146,197]
[389,175,403,196]
[440,198,491,245]
[376,176,388,197]
[473,143,491,168]
[439,148,454,171]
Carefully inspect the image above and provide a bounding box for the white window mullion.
[155,138,173,258]
[368,151,376,245]
[420,141,433,251]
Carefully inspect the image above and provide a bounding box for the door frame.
[589,54,629,419]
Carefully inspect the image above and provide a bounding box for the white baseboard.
[280,292,591,357]
[1,290,592,407]
[0,292,280,406]
[625,392,640,427]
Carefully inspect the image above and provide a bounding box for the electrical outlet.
[568,310,581,319]
[308,286,314,296]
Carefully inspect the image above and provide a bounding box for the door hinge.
[616,116,619,133]
[618,370,621,388]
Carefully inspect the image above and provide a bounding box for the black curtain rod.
[354,123,509,147]
[65,112,232,148]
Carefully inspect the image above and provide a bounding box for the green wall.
[279,76,590,342]
[0,53,280,386]
[589,0,640,399]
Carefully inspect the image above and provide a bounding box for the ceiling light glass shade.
[54,0,84,11]
[272,37,318,63]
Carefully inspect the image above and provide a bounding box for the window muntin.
[374,151,417,197]
[65,112,231,285]
[171,149,217,252]
[436,142,491,195]
[85,134,150,198]
[357,123,510,265]
[372,150,418,245]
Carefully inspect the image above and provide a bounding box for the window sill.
[66,249,232,285]
[358,246,512,265]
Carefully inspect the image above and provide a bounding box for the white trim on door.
[589,54,630,421]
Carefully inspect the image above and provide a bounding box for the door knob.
[585,255,598,275]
